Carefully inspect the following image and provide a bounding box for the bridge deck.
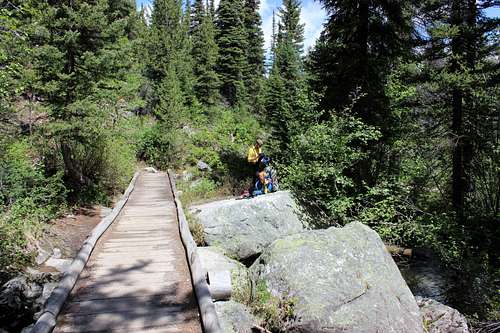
[54,172,202,333]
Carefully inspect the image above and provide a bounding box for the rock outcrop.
[0,270,59,331]
[215,301,259,333]
[249,222,423,333]
[416,297,469,333]
[191,191,303,261]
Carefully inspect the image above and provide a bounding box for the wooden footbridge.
[33,172,221,333]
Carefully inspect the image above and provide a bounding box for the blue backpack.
[252,165,278,196]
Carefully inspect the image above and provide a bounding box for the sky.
[136,0,499,55]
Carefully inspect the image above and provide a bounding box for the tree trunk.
[450,0,465,220]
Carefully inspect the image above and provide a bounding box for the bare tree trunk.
[450,0,465,220]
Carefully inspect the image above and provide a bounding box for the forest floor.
[36,206,105,263]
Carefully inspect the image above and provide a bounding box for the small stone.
[100,207,112,218]
[44,258,72,273]
[144,167,158,173]
[35,249,51,265]
[416,297,469,333]
[197,160,212,172]
[182,171,194,181]
[37,282,58,306]
[52,248,62,259]
[23,283,42,300]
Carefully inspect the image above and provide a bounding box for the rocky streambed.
[190,191,470,333]
[0,206,108,333]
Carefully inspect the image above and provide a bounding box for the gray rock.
[215,301,259,333]
[23,283,42,300]
[198,247,251,303]
[144,166,158,173]
[52,248,62,259]
[36,282,58,307]
[44,257,72,273]
[0,276,34,328]
[182,171,194,181]
[191,191,303,261]
[249,222,423,333]
[416,297,469,333]
[197,160,212,172]
[35,249,51,265]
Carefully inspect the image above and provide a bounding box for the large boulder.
[190,191,304,261]
[215,301,259,333]
[416,297,469,333]
[249,222,423,333]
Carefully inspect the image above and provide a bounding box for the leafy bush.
[283,115,381,226]
[0,140,66,274]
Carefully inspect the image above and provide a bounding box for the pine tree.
[308,0,412,126]
[243,0,265,111]
[191,0,220,105]
[265,0,312,162]
[278,0,304,55]
[216,0,248,106]
[148,0,191,115]
[416,0,499,221]
[32,0,141,190]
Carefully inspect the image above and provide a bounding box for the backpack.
[252,165,279,196]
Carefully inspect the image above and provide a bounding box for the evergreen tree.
[415,0,499,222]
[278,0,304,54]
[308,0,412,131]
[265,0,312,162]
[306,0,413,187]
[32,0,141,190]
[216,0,248,106]
[147,0,191,115]
[243,0,265,111]
[191,0,220,105]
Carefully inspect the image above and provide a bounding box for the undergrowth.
[249,280,297,332]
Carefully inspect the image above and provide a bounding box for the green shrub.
[0,140,66,275]
[283,115,381,226]
[185,211,205,246]
[250,280,296,333]
[138,123,188,170]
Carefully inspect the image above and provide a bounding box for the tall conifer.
[148,0,189,117]
[243,0,265,110]
[191,0,220,105]
[216,0,248,106]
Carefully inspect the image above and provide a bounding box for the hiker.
[238,138,279,198]
[252,155,274,196]
[247,138,264,166]
[238,139,264,198]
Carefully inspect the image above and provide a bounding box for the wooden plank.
[55,309,190,332]
[63,298,185,316]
